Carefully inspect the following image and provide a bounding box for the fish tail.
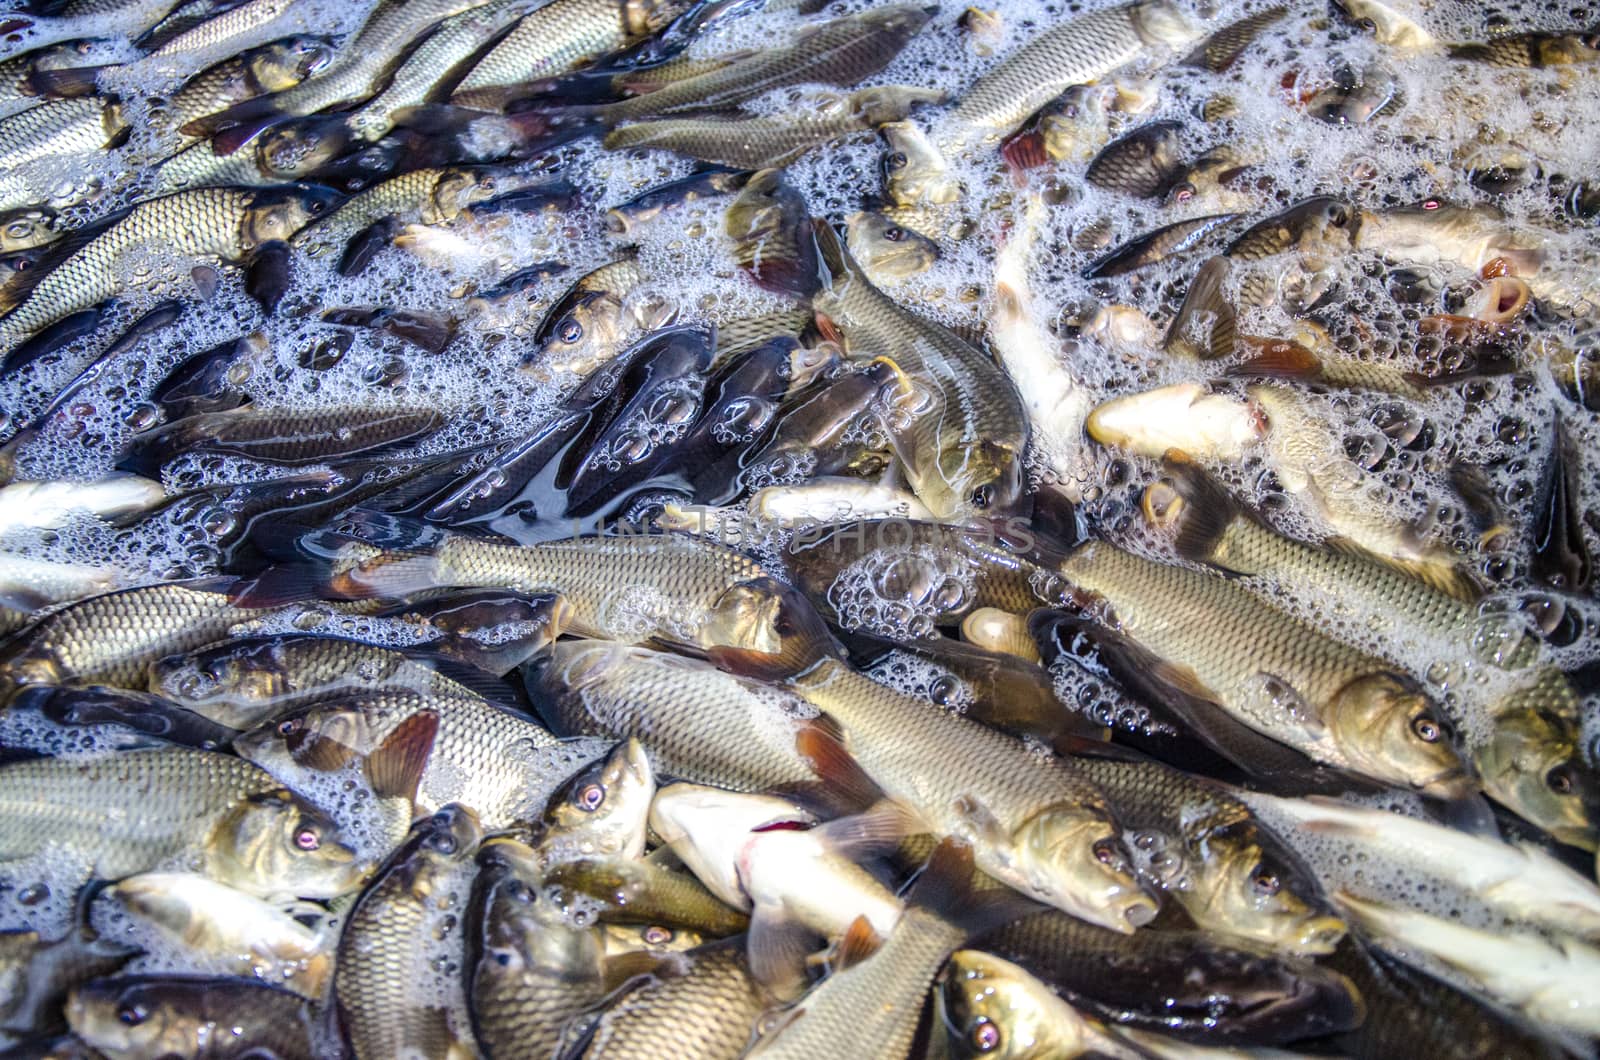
[245,241,293,316]
[1152,453,1248,572]
[27,64,105,99]
[1163,256,1236,360]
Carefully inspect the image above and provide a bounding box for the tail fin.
[1163,256,1236,361]
[27,63,105,98]
[1151,452,1251,573]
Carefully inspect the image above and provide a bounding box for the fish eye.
[882,225,905,242]
[481,178,498,192]
[13,258,29,271]
[969,484,996,510]
[1251,868,1281,896]
[1547,764,1576,795]
[1092,838,1120,865]
[969,1018,1001,1052]
[644,925,672,945]
[1170,182,1195,203]
[116,1002,148,1026]
[277,717,302,737]
[575,783,606,811]
[1356,16,1376,32]
[429,833,459,855]
[1061,103,1080,118]
[1328,205,1349,226]
[1411,714,1441,742]
[309,199,327,215]
[294,826,321,851]
[885,151,907,170]
[557,318,583,344]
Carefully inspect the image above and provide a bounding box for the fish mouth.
[621,737,653,787]
[1292,915,1349,955]
[1122,893,1160,929]
[1416,767,1476,800]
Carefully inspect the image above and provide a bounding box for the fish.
[117,404,446,476]
[302,526,837,674]
[0,580,276,697]
[0,98,126,208]
[1336,891,1600,1036]
[66,975,319,1060]
[108,872,331,997]
[154,35,335,138]
[537,737,654,863]
[1531,417,1591,593]
[991,194,1093,498]
[520,255,674,385]
[0,474,167,536]
[1051,539,1473,793]
[234,688,559,829]
[1449,31,1600,68]
[939,0,1200,149]
[567,937,764,1059]
[1225,196,1360,309]
[543,855,751,937]
[844,209,940,284]
[745,840,1020,1058]
[466,835,613,1060]
[1247,794,1600,940]
[940,948,1287,1059]
[448,0,694,106]
[959,607,1040,662]
[5,683,242,753]
[0,185,338,348]
[775,654,1156,932]
[978,908,1362,1043]
[334,805,482,1060]
[649,783,903,991]
[146,633,526,730]
[1181,5,1288,72]
[290,165,508,272]
[145,0,302,61]
[593,6,935,124]
[1335,0,1436,51]
[603,167,750,240]
[0,746,363,898]
[527,639,821,793]
[1085,120,1188,199]
[1085,382,1266,462]
[1085,212,1239,278]
[879,120,962,208]
[604,85,945,169]
[811,221,1029,519]
[0,920,135,1043]
[1071,754,1346,954]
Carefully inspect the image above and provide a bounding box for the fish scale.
[597,6,933,123]
[452,0,691,99]
[0,582,274,694]
[239,688,559,827]
[535,640,817,792]
[0,97,121,173]
[0,187,254,341]
[149,0,297,58]
[582,941,766,1059]
[943,1,1176,144]
[0,748,280,880]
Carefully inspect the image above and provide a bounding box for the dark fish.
[604,167,751,240]
[1225,196,1359,309]
[1084,212,1238,278]
[1181,5,1287,71]
[1085,120,1187,199]
[977,909,1362,1044]
[116,404,446,476]
[6,683,240,752]
[1531,417,1592,592]
[148,333,263,421]
[0,917,136,1043]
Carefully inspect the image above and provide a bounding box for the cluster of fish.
[0,0,1597,1055]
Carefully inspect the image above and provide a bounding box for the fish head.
[241,185,342,249]
[941,949,1093,1058]
[471,837,602,986]
[540,738,655,860]
[432,167,506,219]
[850,85,947,126]
[1013,806,1158,932]
[625,0,691,35]
[250,35,336,91]
[701,576,843,678]
[648,783,809,908]
[0,206,58,253]
[150,640,288,712]
[234,701,375,779]
[0,647,65,695]
[880,122,960,206]
[601,922,703,956]
[254,117,352,180]
[206,789,364,899]
[1039,85,1109,162]
[859,4,938,44]
[1184,823,1346,955]
[1475,705,1599,851]
[67,978,201,1059]
[1334,0,1435,49]
[1326,674,1473,797]
[1287,197,1361,264]
[523,286,634,382]
[845,211,938,282]
[920,441,1025,520]
[1131,0,1201,47]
